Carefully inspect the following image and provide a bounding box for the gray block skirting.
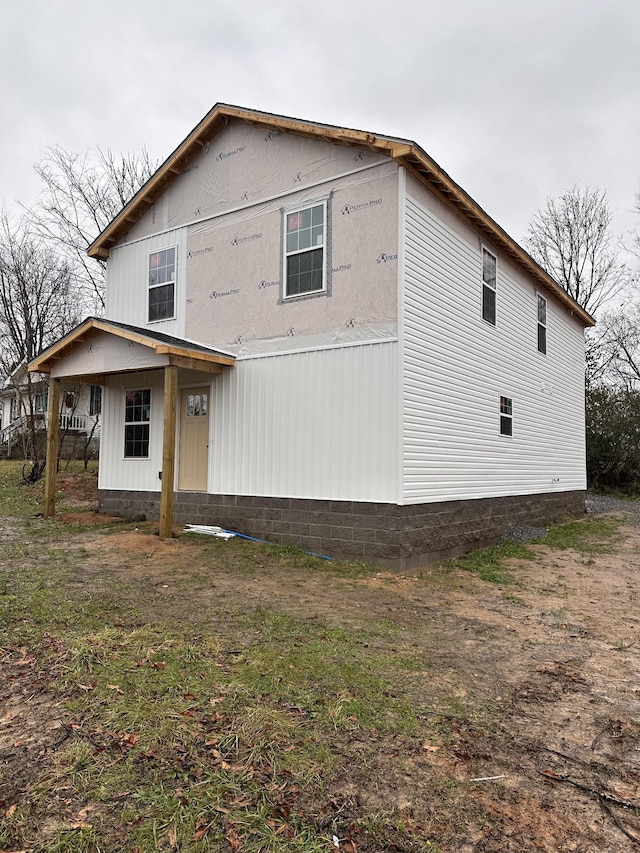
[98,488,586,570]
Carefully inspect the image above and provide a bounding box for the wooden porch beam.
[168,355,224,374]
[44,378,61,518]
[159,364,178,539]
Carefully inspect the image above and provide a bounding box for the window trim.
[148,246,177,323]
[499,395,513,437]
[123,388,151,459]
[283,202,327,299]
[537,293,547,355]
[481,247,497,326]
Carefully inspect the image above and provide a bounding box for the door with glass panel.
[178,388,209,491]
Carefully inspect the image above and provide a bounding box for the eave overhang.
[87,103,594,329]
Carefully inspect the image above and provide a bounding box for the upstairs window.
[149,247,176,322]
[124,389,151,458]
[285,204,325,297]
[482,248,497,326]
[499,396,513,436]
[537,294,547,354]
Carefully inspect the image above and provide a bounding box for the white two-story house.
[30,104,593,568]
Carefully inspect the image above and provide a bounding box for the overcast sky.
[2,0,639,250]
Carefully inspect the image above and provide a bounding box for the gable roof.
[28,317,236,375]
[87,103,594,328]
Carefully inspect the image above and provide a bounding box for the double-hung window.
[284,204,325,297]
[482,248,497,325]
[149,247,176,322]
[537,294,547,354]
[499,396,513,436]
[124,389,151,458]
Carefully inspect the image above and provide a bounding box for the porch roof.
[28,317,236,381]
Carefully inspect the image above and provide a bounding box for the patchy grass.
[0,602,432,851]
[0,458,44,517]
[3,468,640,852]
[533,516,623,553]
[187,535,378,581]
[0,458,99,519]
[0,476,438,852]
[444,541,534,585]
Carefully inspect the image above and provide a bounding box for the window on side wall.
[148,247,176,322]
[499,396,513,436]
[482,248,497,326]
[89,385,102,416]
[35,390,48,413]
[284,204,325,298]
[537,294,547,354]
[124,389,151,458]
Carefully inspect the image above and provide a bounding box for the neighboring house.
[29,104,594,568]
[0,363,101,459]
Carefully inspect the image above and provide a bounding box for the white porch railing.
[59,413,87,432]
[1,412,88,445]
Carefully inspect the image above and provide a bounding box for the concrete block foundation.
[98,489,586,570]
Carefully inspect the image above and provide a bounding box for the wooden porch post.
[159,364,178,539]
[44,377,61,518]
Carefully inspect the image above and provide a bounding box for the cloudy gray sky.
[2,0,639,247]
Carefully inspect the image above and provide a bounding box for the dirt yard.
[2,477,640,851]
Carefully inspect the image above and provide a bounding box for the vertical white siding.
[98,372,165,493]
[402,190,586,503]
[209,341,398,502]
[105,229,187,337]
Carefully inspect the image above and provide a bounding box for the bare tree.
[525,186,629,316]
[0,211,79,375]
[28,146,157,311]
[0,211,81,466]
[632,189,640,263]
[594,304,640,391]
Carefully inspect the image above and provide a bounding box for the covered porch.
[28,317,235,538]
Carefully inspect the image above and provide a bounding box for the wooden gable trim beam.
[29,319,97,372]
[82,319,234,366]
[87,109,232,259]
[29,318,236,374]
